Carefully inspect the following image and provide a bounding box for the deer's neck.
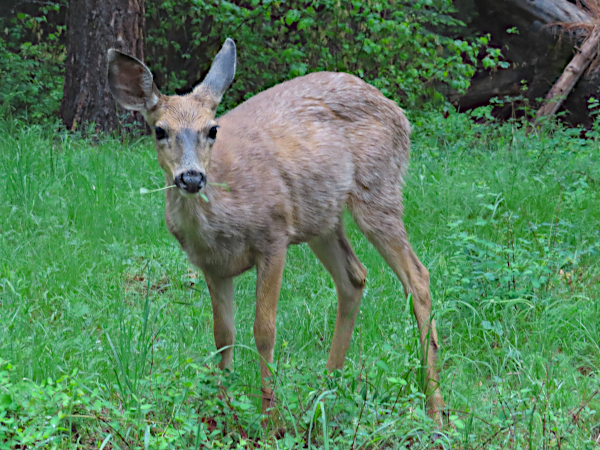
[165,187,213,243]
[164,187,252,274]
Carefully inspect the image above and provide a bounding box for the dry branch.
[535,24,600,120]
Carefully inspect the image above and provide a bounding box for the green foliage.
[445,210,597,303]
[0,356,441,448]
[0,2,66,123]
[3,0,498,124]
[146,0,493,109]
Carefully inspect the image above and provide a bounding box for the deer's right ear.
[194,38,236,103]
[107,49,160,111]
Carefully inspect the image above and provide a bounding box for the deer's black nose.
[175,170,206,193]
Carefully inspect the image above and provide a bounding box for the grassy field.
[0,111,599,449]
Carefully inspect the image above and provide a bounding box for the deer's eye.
[208,126,218,140]
[154,127,167,140]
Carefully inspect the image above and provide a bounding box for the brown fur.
[107,42,445,425]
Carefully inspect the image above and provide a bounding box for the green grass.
[0,111,599,449]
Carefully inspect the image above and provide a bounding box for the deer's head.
[107,39,236,196]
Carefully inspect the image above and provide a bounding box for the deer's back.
[209,72,410,241]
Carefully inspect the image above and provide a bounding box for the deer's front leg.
[205,273,235,369]
[254,248,287,414]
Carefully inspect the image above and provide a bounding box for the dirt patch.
[124,272,170,296]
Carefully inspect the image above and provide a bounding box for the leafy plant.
[145,0,498,110]
[0,1,66,123]
[3,0,501,124]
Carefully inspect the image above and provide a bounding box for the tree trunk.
[535,25,600,121]
[60,0,145,132]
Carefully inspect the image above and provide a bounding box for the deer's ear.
[194,38,236,102]
[107,49,160,111]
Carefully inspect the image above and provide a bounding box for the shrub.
[0,2,66,123]
[2,0,498,124]
[146,0,492,111]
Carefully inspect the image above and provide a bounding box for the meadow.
[0,110,599,449]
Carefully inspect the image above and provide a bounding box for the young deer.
[107,39,445,423]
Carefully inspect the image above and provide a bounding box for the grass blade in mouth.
[208,181,230,191]
[139,185,176,195]
[140,183,228,197]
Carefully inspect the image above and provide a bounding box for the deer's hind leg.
[308,222,367,370]
[349,197,445,425]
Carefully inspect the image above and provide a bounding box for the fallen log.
[504,0,591,25]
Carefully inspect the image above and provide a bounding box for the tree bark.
[504,0,591,25]
[60,0,146,132]
[535,25,600,120]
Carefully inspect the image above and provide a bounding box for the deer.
[107,38,445,424]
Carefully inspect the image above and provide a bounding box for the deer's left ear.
[107,49,160,112]
[194,38,236,103]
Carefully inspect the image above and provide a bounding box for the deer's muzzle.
[174,170,206,194]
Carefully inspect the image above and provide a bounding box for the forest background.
[0,0,599,449]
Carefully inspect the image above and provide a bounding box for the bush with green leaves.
[146,0,495,111]
[3,0,499,124]
[0,2,65,123]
